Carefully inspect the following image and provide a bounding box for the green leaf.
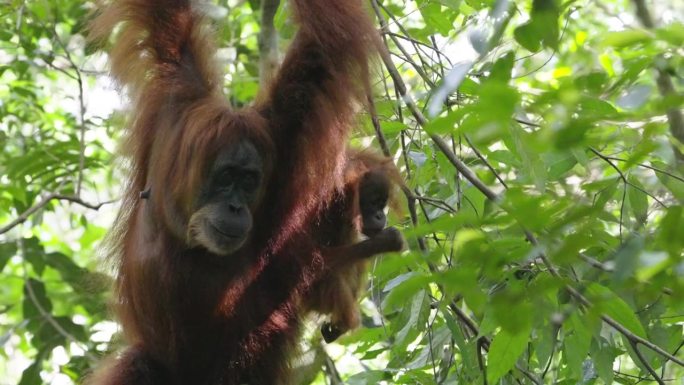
[18,357,42,385]
[0,242,17,273]
[655,23,684,45]
[465,0,493,10]
[654,206,684,256]
[590,177,619,209]
[564,313,592,378]
[419,2,456,36]
[0,29,13,41]
[23,237,46,276]
[612,237,643,283]
[591,339,618,385]
[425,109,461,134]
[514,21,542,52]
[586,283,647,339]
[627,176,649,224]
[553,119,592,148]
[360,348,386,360]
[488,52,515,83]
[488,150,521,168]
[392,290,429,348]
[578,97,617,118]
[406,325,450,369]
[574,72,609,92]
[513,0,560,51]
[652,161,684,201]
[546,152,577,180]
[382,271,431,310]
[347,370,387,385]
[601,29,653,48]
[534,326,556,369]
[477,83,519,124]
[22,278,53,320]
[445,311,480,378]
[441,0,463,11]
[380,121,408,134]
[509,125,546,190]
[486,324,532,384]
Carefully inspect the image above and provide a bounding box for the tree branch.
[0,193,116,235]
[628,339,666,385]
[631,0,684,163]
[258,0,281,84]
[367,89,391,157]
[322,347,343,385]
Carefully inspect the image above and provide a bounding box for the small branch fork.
[0,193,116,235]
[370,0,684,379]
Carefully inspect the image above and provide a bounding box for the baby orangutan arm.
[323,227,404,270]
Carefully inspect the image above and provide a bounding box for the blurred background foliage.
[1,0,683,384]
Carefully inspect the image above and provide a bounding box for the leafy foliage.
[1,0,683,384]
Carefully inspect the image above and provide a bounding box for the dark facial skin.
[187,140,264,255]
[358,170,391,237]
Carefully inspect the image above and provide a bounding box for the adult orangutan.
[306,149,404,343]
[86,0,402,384]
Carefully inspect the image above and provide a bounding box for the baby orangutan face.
[358,169,391,237]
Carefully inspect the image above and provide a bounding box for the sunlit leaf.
[601,29,653,48]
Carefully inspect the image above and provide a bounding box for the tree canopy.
[0,0,683,384]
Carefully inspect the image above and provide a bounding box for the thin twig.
[49,23,88,196]
[373,3,434,87]
[464,136,508,189]
[580,253,614,272]
[591,147,667,208]
[591,147,629,237]
[566,284,684,367]
[366,91,391,157]
[628,339,666,385]
[605,156,684,183]
[414,195,456,213]
[20,240,97,361]
[322,347,343,385]
[476,337,488,385]
[0,193,116,235]
[662,340,684,378]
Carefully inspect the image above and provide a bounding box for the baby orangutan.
[306,150,404,343]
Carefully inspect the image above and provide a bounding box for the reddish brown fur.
[86,0,381,384]
[305,149,403,339]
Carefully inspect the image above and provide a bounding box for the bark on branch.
[258,0,281,84]
[631,0,684,164]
